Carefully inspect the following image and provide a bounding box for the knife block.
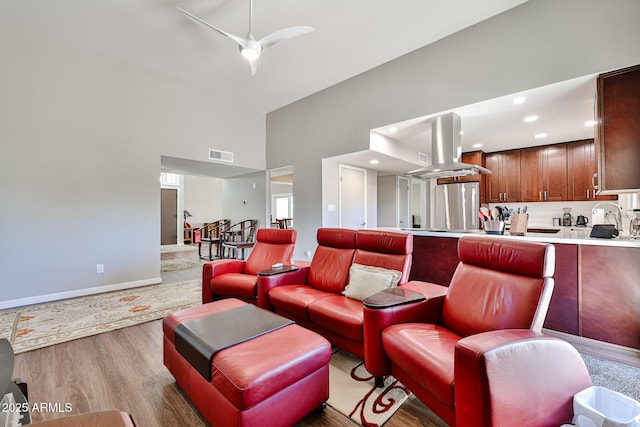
[509,214,528,236]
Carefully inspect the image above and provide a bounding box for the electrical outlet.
[96,264,104,274]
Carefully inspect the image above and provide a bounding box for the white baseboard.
[0,277,163,310]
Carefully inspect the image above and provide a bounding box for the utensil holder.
[509,213,528,236]
[484,220,505,235]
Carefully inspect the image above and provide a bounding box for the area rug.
[160,258,201,273]
[0,279,200,354]
[160,244,198,253]
[329,349,410,426]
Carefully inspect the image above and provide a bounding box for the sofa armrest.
[202,260,246,303]
[256,266,310,310]
[455,330,592,427]
[363,280,447,377]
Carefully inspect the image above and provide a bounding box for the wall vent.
[209,149,234,163]
[418,152,429,164]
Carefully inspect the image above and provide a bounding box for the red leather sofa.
[202,228,296,304]
[257,228,412,359]
[363,236,592,426]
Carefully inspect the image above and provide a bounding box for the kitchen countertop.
[400,227,640,248]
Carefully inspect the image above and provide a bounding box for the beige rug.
[0,280,200,353]
[160,258,201,273]
[329,349,411,426]
[160,244,198,253]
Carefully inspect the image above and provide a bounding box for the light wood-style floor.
[13,244,448,426]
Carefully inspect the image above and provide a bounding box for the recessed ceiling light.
[459,130,464,135]
[584,120,597,127]
[472,143,483,148]
[534,133,547,139]
[513,96,526,104]
[523,115,539,123]
[369,159,379,165]
[388,126,397,133]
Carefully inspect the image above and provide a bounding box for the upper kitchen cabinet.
[595,64,640,194]
[485,150,520,203]
[520,144,567,202]
[566,139,617,201]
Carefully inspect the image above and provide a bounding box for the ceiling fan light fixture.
[241,47,260,60]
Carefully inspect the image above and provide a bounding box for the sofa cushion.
[210,324,330,410]
[354,230,413,282]
[243,229,297,276]
[268,285,332,320]
[442,264,546,337]
[308,295,364,342]
[342,263,401,301]
[382,323,460,407]
[211,273,258,299]
[307,247,355,294]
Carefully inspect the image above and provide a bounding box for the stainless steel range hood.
[410,112,491,179]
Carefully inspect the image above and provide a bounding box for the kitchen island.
[404,228,640,366]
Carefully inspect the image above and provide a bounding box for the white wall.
[0,34,265,307]
[183,175,224,228]
[266,0,640,259]
[222,172,268,230]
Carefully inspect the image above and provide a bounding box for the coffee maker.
[562,208,573,227]
[630,210,640,238]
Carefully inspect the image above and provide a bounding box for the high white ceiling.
[0,0,528,115]
[365,73,599,173]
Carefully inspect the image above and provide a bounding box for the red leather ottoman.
[163,298,331,427]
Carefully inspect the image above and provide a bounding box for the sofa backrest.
[307,228,357,293]
[244,228,297,276]
[442,236,555,337]
[353,230,413,283]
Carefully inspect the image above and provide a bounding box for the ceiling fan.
[177,0,314,76]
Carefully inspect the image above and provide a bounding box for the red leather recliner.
[202,228,296,304]
[257,228,412,359]
[364,236,591,426]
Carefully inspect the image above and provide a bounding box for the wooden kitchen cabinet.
[566,139,617,201]
[485,149,520,203]
[596,64,640,194]
[520,144,567,202]
[580,245,640,349]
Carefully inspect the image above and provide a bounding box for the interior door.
[161,188,178,245]
[397,176,410,228]
[411,178,428,228]
[339,165,367,229]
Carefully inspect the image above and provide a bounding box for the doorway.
[339,165,367,229]
[161,188,178,245]
[269,166,294,228]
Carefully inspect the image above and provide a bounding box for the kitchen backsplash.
[488,195,638,235]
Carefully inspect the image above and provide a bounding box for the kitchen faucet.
[591,202,623,231]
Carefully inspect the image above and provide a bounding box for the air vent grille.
[209,149,234,163]
[418,152,428,164]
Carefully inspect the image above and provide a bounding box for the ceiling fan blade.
[259,26,314,50]
[177,8,249,48]
[248,59,258,76]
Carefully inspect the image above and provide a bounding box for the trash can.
[573,386,640,427]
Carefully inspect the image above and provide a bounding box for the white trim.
[0,277,162,310]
